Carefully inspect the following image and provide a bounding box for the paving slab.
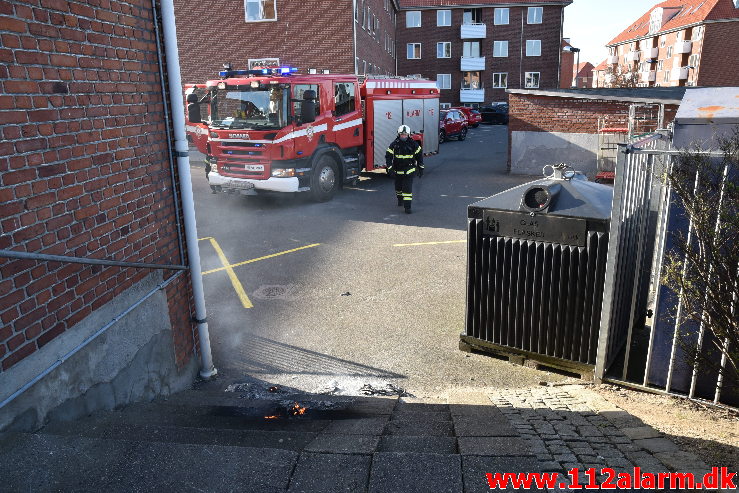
[453,417,519,437]
[378,436,457,454]
[632,437,681,454]
[458,436,533,456]
[368,452,462,493]
[384,419,455,436]
[0,432,298,493]
[449,404,507,417]
[621,426,661,440]
[461,456,543,493]
[305,434,379,454]
[390,410,452,422]
[287,452,371,493]
[321,417,388,435]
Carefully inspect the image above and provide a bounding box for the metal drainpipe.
[519,8,524,88]
[151,0,185,266]
[158,0,217,379]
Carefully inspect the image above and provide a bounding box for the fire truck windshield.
[209,85,289,130]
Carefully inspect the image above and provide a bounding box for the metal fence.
[595,132,737,407]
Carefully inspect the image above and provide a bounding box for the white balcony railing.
[460,88,485,102]
[674,40,693,54]
[460,23,486,39]
[625,50,641,62]
[646,47,659,59]
[671,66,689,80]
[460,56,485,71]
[640,71,656,82]
[606,55,619,64]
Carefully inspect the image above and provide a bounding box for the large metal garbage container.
[462,164,613,372]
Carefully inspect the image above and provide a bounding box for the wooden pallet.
[459,335,595,381]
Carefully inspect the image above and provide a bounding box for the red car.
[452,106,482,128]
[439,109,468,143]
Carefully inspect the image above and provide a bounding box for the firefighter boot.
[397,197,403,206]
[404,204,412,214]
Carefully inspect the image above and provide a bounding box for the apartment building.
[396,0,572,107]
[592,59,608,88]
[573,62,595,88]
[604,0,739,87]
[173,0,399,83]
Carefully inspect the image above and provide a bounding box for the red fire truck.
[184,67,439,201]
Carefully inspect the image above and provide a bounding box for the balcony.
[646,47,659,59]
[625,50,641,62]
[460,23,486,39]
[460,88,485,103]
[674,40,693,54]
[671,66,689,80]
[640,70,656,82]
[460,56,485,71]
[607,55,619,64]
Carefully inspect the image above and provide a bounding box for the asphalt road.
[190,124,569,398]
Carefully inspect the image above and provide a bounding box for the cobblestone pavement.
[485,384,720,491]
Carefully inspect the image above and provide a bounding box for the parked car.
[452,107,482,128]
[480,103,509,125]
[439,109,468,142]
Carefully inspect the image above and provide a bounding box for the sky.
[563,0,655,66]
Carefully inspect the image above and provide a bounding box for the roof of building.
[607,0,739,45]
[573,62,595,77]
[507,87,692,104]
[398,0,571,8]
[593,59,609,72]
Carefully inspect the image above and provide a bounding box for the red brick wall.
[356,0,398,75]
[0,0,197,372]
[697,21,739,86]
[396,5,565,105]
[173,0,359,84]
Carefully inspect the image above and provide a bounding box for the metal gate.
[595,133,737,407]
[372,100,402,171]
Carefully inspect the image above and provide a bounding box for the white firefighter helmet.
[397,124,411,135]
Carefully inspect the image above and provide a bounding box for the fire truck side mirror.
[187,103,202,124]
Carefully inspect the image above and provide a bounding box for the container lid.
[674,87,739,125]
[470,176,613,221]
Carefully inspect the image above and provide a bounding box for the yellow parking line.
[393,240,466,247]
[201,243,321,275]
[201,237,253,309]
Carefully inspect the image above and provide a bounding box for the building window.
[689,53,700,67]
[492,73,508,88]
[493,40,508,57]
[463,41,480,58]
[244,0,276,22]
[437,10,451,26]
[366,7,372,30]
[462,8,481,24]
[692,25,703,40]
[657,60,664,71]
[355,1,359,22]
[663,70,670,83]
[407,43,421,59]
[436,74,451,89]
[462,71,480,89]
[527,7,543,24]
[406,10,421,28]
[666,46,673,58]
[525,72,540,88]
[660,36,666,47]
[362,60,367,74]
[437,42,451,58]
[334,82,356,117]
[440,103,452,109]
[494,8,509,25]
[526,40,541,56]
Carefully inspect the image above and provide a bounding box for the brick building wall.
[396,4,565,106]
[0,0,197,382]
[356,0,398,75]
[173,0,400,84]
[696,21,739,86]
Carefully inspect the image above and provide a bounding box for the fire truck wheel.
[310,155,338,202]
[458,127,467,141]
[439,129,446,143]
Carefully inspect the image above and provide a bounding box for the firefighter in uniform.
[386,125,424,214]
